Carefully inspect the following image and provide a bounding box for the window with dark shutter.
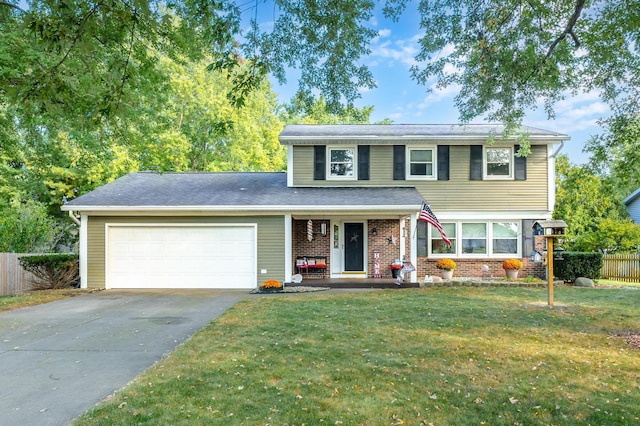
[314,145,326,181]
[470,145,483,180]
[437,145,450,181]
[358,145,370,180]
[393,145,405,180]
[514,144,527,180]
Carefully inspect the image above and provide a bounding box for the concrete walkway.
[0,289,250,426]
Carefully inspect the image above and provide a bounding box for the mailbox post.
[532,220,568,307]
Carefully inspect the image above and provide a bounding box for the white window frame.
[327,146,357,180]
[406,146,437,180]
[483,146,514,180]
[427,220,521,258]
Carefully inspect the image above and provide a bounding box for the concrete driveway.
[0,289,251,426]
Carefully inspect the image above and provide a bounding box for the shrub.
[436,258,456,271]
[0,200,67,253]
[553,252,603,282]
[502,259,523,270]
[18,254,79,290]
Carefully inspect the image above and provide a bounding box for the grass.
[596,279,640,289]
[75,286,640,425]
[0,289,90,313]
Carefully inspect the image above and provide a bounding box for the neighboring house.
[61,124,569,290]
[624,188,640,224]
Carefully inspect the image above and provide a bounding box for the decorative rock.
[574,277,595,287]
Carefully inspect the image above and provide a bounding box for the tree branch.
[0,1,24,12]
[545,0,586,59]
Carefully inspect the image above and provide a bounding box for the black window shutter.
[437,145,450,181]
[358,145,370,180]
[393,145,405,180]
[514,144,527,180]
[314,145,326,180]
[470,145,483,180]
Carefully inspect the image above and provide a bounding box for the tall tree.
[553,155,635,251]
[3,1,637,130]
[586,114,640,198]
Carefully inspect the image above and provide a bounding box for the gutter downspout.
[68,210,81,226]
[550,140,564,158]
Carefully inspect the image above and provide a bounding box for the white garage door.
[107,225,256,289]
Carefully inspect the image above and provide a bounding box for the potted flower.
[260,279,284,293]
[436,258,456,280]
[390,260,403,278]
[502,259,523,279]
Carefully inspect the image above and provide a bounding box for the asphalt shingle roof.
[62,172,424,211]
[279,124,569,141]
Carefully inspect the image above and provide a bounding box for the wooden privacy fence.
[0,253,37,296]
[601,254,640,283]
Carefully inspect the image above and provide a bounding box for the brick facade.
[367,219,402,278]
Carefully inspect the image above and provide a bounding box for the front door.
[344,222,364,271]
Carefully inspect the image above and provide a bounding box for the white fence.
[0,253,36,296]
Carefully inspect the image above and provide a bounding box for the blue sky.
[264,4,608,166]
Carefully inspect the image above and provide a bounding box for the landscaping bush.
[554,251,603,282]
[19,254,79,290]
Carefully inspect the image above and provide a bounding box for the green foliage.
[280,93,374,125]
[18,253,79,289]
[554,252,604,282]
[410,1,640,127]
[586,113,640,197]
[0,200,67,252]
[572,218,640,253]
[554,155,628,250]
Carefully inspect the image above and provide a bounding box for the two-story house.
[61,124,568,290]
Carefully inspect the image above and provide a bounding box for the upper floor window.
[328,147,356,179]
[407,147,436,180]
[484,147,513,179]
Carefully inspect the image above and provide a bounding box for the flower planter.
[441,269,454,280]
[505,269,519,279]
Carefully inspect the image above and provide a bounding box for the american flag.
[419,202,452,246]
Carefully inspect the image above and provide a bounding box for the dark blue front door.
[344,223,364,271]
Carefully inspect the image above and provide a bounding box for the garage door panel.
[107,225,256,289]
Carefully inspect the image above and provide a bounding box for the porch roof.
[62,172,424,214]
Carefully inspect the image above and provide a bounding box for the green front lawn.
[77,287,640,425]
[0,289,87,313]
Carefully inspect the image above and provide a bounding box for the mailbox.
[532,220,568,237]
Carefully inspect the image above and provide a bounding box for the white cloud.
[377,28,392,38]
[416,83,461,110]
[367,34,421,68]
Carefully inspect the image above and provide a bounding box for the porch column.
[284,214,292,282]
[409,214,418,283]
